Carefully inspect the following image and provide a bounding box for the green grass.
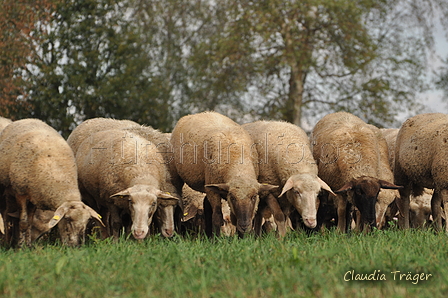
[0,228,447,298]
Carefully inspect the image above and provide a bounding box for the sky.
[417,22,448,114]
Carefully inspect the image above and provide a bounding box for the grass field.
[0,227,446,298]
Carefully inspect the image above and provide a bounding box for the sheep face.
[49,201,104,246]
[410,195,432,228]
[206,181,277,234]
[227,186,259,234]
[335,176,402,230]
[283,178,320,229]
[154,196,180,238]
[110,185,178,240]
[279,174,334,229]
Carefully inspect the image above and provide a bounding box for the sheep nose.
[133,229,146,240]
[163,229,174,238]
[238,222,251,233]
[304,218,317,228]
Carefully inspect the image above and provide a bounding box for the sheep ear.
[279,178,294,197]
[86,205,105,227]
[157,191,179,206]
[7,211,19,218]
[110,190,131,203]
[379,180,403,190]
[110,189,130,199]
[334,181,354,194]
[318,177,336,196]
[48,203,70,228]
[205,184,229,198]
[259,183,278,193]
[0,213,4,234]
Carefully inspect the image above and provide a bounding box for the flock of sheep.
[0,111,445,247]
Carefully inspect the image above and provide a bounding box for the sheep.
[394,113,448,231]
[67,117,140,155]
[68,118,181,238]
[242,120,334,236]
[0,116,12,131]
[0,119,103,247]
[409,188,433,228]
[311,112,402,232]
[379,128,399,168]
[171,111,277,236]
[379,128,434,228]
[122,127,183,237]
[180,184,235,236]
[0,117,11,234]
[180,184,206,234]
[75,128,179,240]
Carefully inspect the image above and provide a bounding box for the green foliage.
[0,230,447,297]
[17,0,174,137]
[171,0,446,127]
[3,0,448,134]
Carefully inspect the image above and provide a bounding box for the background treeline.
[1,0,448,137]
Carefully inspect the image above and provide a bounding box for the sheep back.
[67,117,140,155]
[0,119,81,209]
[171,111,275,235]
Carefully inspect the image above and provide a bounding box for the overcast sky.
[418,22,448,114]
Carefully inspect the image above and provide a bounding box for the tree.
[186,0,448,127]
[4,0,177,137]
[2,0,447,134]
[0,0,55,117]
[436,58,448,99]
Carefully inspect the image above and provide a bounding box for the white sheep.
[394,113,448,231]
[379,128,433,228]
[311,112,402,232]
[75,128,179,239]
[0,116,10,235]
[68,118,181,238]
[409,188,433,228]
[0,119,103,247]
[0,116,12,131]
[67,117,140,155]
[243,120,334,236]
[122,127,183,237]
[171,111,277,236]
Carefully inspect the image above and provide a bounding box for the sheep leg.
[26,203,36,246]
[4,189,18,246]
[431,190,443,232]
[205,192,223,237]
[15,194,29,248]
[397,186,411,229]
[335,194,347,233]
[441,190,448,233]
[353,208,361,232]
[203,196,213,237]
[108,204,122,239]
[266,193,287,237]
[253,205,264,237]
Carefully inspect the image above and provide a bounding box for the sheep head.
[153,194,180,238]
[48,201,104,246]
[206,181,277,234]
[335,176,403,230]
[110,185,178,240]
[279,174,334,229]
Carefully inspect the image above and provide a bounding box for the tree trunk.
[288,63,304,126]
